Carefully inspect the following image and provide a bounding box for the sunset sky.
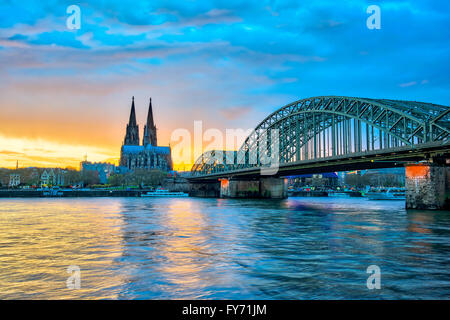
[0,0,449,170]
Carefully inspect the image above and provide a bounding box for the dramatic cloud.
[0,0,449,168]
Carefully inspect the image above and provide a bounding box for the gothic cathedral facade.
[119,97,173,172]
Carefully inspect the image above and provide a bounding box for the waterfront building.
[40,170,54,187]
[288,173,338,188]
[40,169,65,187]
[119,97,172,172]
[361,168,405,187]
[340,168,405,188]
[114,166,129,175]
[81,161,116,184]
[8,174,20,187]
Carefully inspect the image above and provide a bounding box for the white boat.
[365,188,406,200]
[141,188,189,197]
[328,192,351,198]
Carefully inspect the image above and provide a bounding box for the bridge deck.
[189,141,450,181]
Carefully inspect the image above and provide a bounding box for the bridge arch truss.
[191,96,450,176]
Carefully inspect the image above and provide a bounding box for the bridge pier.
[189,180,220,198]
[260,177,288,199]
[405,161,449,210]
[220,177,287,199]
[220,179,259,198]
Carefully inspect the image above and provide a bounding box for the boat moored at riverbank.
[364,188,406,201]
[141,188,189,197]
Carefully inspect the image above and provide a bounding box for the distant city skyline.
[1,0,449,170]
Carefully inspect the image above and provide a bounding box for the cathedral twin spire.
[124,96,157,146]
[143,98,157,146]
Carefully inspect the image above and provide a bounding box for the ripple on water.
[0,197,449,299]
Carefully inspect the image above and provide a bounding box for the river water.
[0,197,449,299]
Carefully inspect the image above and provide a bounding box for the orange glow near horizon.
[0,91,250,172]
[0,106,247,171]
[0,134,119,169]
[0,133,219,172]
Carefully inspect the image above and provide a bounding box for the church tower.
[120,96,172,172]
[143,98,158,146]
[123,96,140,145]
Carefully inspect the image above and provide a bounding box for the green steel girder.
[191,96,450,176]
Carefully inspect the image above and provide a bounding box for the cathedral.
[119,97,173,172]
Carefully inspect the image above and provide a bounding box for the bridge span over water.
[188,96,450,209]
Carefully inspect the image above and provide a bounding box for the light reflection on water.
[0,197,449,299]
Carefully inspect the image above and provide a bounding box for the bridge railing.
[191,97,450,177]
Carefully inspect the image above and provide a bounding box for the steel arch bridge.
[191,96,450,179]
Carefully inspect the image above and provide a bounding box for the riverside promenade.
[0,189,149,198]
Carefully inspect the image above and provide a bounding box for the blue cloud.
[28,31,89,48]
[0,0,449,115]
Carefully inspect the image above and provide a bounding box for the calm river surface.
[0,197,449,299]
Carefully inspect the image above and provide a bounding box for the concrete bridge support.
[405,162,449,210]
[219,177,287,199]
[260,177,288,199]
[220,179,259,198]
[189,180,220,198]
